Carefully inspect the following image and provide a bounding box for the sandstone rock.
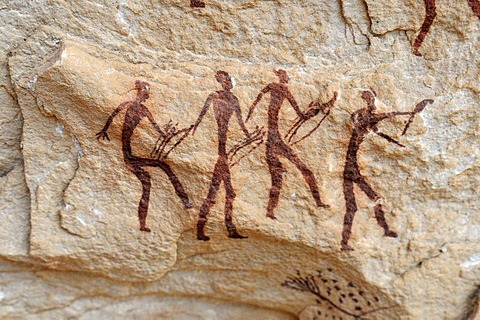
[1,0,479,319]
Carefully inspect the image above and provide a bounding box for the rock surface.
[1,0,479,319]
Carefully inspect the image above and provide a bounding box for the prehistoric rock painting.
[341,90,433,251]
[94,77,431,250]
[247,69,335,219]
[96,80,192,232]
[193,71,263,240]
[282,269,395,319]
[413,0,480,56]
[190,0,206,8]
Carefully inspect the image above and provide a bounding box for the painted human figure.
[96,80,192,232]
[341,90,429,251]
[413,0,480,55]
[193,71,251,241]
[190,0,205,8]
[247,69,329,220]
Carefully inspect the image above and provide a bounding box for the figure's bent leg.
[356,176,397,237]
[413,0,437,56]
[197,166,222,241]
[283,145,329,208]
[158,162,192,209]
[374,204,398,238]
[341,178,357,251]
[224,173,247,239]
[130,166,152,232]
[266,150,285,219]
[356,175,379,202]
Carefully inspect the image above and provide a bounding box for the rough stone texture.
[1,0,479,319]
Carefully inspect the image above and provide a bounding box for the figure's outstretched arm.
[377,99,433,122]
[387,111,414,118]
[192,93,214,135]
[233,97,250,137]
[374,130,405,147]
[285,89,304,119]
[374,111,413,122]
[145,108,165,137]
[246,85,270,122]
[96,101,130,140]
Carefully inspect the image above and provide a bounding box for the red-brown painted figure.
[96,80,192,232]
[341,90,432,251]
[247,69,329,220]
[193,71,251,241]
[413,0,480,56]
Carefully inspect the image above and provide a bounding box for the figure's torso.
[122,102,150,158]
[266,83,289,138]
[212,90,237,156]
[345,108,372,168]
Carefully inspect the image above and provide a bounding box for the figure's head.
[274,69,289,83]
[135,80,150,102]
[215,70,233,90]
[361,89,376,110]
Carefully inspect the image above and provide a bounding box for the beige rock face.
[1,0,479,319]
